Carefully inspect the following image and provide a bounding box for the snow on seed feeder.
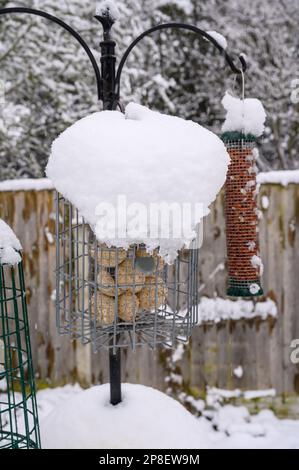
[0,220,40,449]
[221,92,266,297]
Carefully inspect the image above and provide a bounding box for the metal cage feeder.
[55,194,199,353]
[0,254,40,449]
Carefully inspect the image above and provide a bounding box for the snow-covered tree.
[0,0,297,179]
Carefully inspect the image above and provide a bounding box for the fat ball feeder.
[0,5,261,407]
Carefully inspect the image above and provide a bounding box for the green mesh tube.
[0,255,41,449]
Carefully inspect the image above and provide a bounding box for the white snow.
[30,385,299,449]
[0,178,54,192]
[196,297,277,324]
[257,169,299,186]
[251,255,264,276]
[247,241,256,251]
[206,387,242,408]
[261,195,269,209]
[47,102,229,263]
[233,366,243,379]
[172,342,185,363]
[44,226,55,245]
[221,92,266,137]
[0,219,22,265]
[244,389,276,400]
[206,387,276,408]
[3,384,299,449]
[206,31,227,50]
[96,1,120,21]
[41,383,209,449]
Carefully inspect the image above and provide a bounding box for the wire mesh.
[224,138,263,297]
[55,193,199,351]
[0,258,41,449]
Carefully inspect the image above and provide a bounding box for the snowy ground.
[35,384,299,449]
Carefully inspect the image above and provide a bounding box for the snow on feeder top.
[221,92,266,297]
[47,102,229,262]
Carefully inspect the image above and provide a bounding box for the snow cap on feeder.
[221,92,266,297]
[47,102,229,263]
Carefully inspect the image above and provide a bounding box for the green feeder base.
[227,278,264,298]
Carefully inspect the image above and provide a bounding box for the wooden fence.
[0,182,298,399]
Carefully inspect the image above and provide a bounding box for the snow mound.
[222,92,266,137]
[0,178,54,192]
[41,383,209,449]
[47,102,229,263]
[0,219,22,265]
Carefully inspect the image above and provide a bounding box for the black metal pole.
[109,335,122,405]
[97,12,122,405]
[96,13,117,110]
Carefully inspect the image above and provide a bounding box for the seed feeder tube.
[0,222,41,449]
[222,132,264,297]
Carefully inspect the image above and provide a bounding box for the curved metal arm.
[0,7,102,100]
[115,22,247,99]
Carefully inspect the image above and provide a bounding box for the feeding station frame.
[0,6,250,407]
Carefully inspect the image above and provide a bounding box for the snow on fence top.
[47,102,229,262]
[95,1,120,20]
[221,92,266,137]
[0,178,54,192]
[0,219,22,265]
[257,169,299,186]
[197,296,277,324]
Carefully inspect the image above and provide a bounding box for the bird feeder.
[221,92,266,297]
[0,220,40,449]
